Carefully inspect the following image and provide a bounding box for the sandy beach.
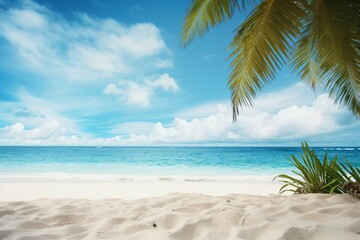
[0,182,281,201]
[1,182,360,240]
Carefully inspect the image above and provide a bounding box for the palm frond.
[228,0,307,120]
[310,0,360,117]
[181,0,360,119]
[181,0,240,47]
[291,17,321,90]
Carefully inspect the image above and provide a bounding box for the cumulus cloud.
[0,89,82,136]
[121,92,359,145]
[0,0,169,80]
[1,84,359,146]
[0,122,125,145]
[0,121,65,139]
[103,73,179,107]
[145,73,180,91]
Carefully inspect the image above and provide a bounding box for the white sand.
[0,182,360,240]
[0,182,282,201]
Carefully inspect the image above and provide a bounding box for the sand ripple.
[0,193,359,240]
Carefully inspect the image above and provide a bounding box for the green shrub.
[339,160,360,197]
[275,142,360,198]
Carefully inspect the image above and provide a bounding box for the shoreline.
[0,172,280,183]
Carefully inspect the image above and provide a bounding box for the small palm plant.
[339,160,360,197]
[275,142,360,197]
[275,142,344,194]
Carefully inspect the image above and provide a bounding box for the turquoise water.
[0,147,359,182]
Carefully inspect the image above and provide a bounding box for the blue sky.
[0,0,359,146]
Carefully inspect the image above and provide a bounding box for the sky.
[0,0,359,146]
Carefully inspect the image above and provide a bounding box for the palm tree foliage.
[182,0,360,120]
[275,142,360,198]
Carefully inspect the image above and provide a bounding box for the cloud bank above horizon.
[1,83,359,146]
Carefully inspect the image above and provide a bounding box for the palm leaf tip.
[181,0,238,48]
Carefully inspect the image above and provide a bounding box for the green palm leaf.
[181,0,240,47]
[228,0,307,120]
[182,0,360,119]
[305,0,360,117]
[340,159,360,182]
[291,22,321,90]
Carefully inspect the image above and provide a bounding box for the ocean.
[0,146,359,182]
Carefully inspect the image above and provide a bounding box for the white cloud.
[103,83,121,95]
[68,45,128,73]
[1,83,359,146]
[234,94,342,140]
[123,82,151,107]
[1,121,65,139]
[123,92,358,144]
[155,58,173,68]
[146,73,179,91]
[0,0,169,80]
[104,73,179,107]
[9,9,47,29]
[113,23,166,58]
[0,89,82,135]
[179,83,313,117]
